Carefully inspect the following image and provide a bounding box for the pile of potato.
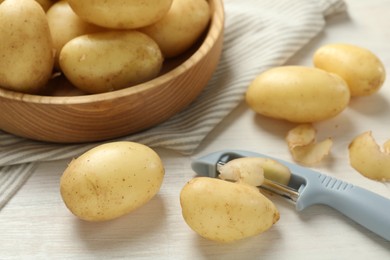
[0,0,210,94]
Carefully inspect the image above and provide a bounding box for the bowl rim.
[0,0,224,105]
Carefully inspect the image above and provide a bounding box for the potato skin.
[59,30,163,93]
[180,177,279,243]
[0,0,54,93]
[60,141,165,222]
[349,131,390,181]
[313,43,386,96]
[246,66,350,123]
[67,0,173,29]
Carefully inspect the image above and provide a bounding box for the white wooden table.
[1,0,390,258]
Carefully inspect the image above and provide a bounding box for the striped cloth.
[0,0,346,209]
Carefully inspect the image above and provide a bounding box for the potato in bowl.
[0,0,224,143]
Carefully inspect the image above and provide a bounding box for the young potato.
[180,177,280,243]
[246,66,350,123]
[35,0,55,11]
[0,0,54,9]
[313,43,386,96]
[47,1,105,69]
[67,0,173,29]
[60,141,165,222]
[59,30,163,94]
[0,0,54,93]
[140,0,210,58]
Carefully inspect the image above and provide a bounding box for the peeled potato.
[180,177,280,243]
[348,131,390,181]
[60,141,165,221]
[246,66,350,123]
[313,43,386,96]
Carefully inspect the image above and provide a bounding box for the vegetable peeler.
[191,150,390,241]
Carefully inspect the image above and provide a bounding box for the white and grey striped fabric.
[0,0,346,209]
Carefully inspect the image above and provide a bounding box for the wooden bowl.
[0,0,224,143]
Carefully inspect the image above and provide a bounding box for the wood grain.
[0,0,224,143]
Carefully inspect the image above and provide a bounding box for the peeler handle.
[298,174,390,241]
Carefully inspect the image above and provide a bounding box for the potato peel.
[286,124,333,166]
[286,123,316,149]
[384,140,390,154]
[218,157,291,186]
[349,131,390,181]
[289,138,333,166]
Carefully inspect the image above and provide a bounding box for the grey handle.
[297,173,390,241]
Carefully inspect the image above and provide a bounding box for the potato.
[348,131,390,181]
[0,0,54,10]
[0,0,54,93]
[59,31,163,94]
[47,1,104,69]
[313,43,386,96]
[60,141,165,221]
[180,177,280,243]
[246,66,350,123]
[140,0,210,58]
[67,0,173,29]
[218,157,291,186]
[35,0,55,11]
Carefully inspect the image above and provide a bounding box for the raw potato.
[313,43,386,96]
[286,124,333,166]
[0,0,54,10]
[59,31,163,94]
[67,0,173,29]
[180,177,280,243]
[47,1,104,69]
[140,0,210,58]
[0,0,54,93]
[218,157,291,186]
[60,141,165,221]
[35,0,55,11]
[246,66,350,123]
[348,131,390,181]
